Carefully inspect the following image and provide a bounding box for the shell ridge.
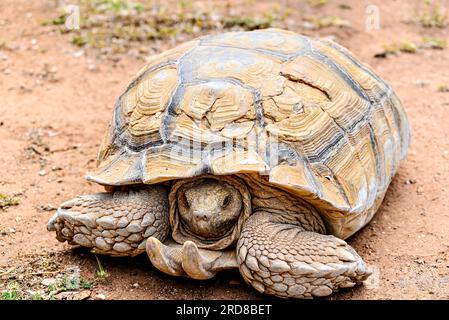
[311,39,404,191]
[307,43,391,213]
[198,28,313,62]
[310,40,399,196]
[307,49,370,103]
[323,39,391,95]
[160,84,185,143]
[278,142,324,199]
[313,96,372,213]
[159,40,202,143]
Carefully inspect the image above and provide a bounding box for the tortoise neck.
[238,174,326,234]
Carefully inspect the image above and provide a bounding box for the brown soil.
[1,0,448,300]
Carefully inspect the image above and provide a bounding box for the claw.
[182,241,221,280]
[47,212,58,231]
[146,237,185,277]
[146,238,238,279]
[59,198,82,209]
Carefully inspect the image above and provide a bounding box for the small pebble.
[73,290,91,300]
[95,293,106,300]
[415,80,426,88]
[41,278,57,286]
[73,50,84,58]
[37,204,56,211]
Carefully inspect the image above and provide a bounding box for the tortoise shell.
[87,29,411,239]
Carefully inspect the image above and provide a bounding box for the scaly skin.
[48,176,371,298]
[47,187,169,256]
[236,211,370,298]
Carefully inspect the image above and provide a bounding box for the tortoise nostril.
[193,211,209,221]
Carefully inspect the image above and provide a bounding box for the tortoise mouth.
[168,175,252,250]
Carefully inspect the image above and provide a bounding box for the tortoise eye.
[222,196,230,208]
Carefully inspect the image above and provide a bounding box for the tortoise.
[47,28,410,299]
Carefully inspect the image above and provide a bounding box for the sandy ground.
[0,0,449,300]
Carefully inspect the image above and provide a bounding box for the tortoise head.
[169,175,252,250]
[178,178,242,239]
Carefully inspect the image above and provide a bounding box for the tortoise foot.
[146,237,238,279]
[47,187,169,256]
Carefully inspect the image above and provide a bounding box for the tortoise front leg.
[236,211,371,299]
[47,186,169,257]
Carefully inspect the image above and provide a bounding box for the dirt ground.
[1,0,449,300]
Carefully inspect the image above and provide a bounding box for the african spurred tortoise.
[48,29,410,298]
